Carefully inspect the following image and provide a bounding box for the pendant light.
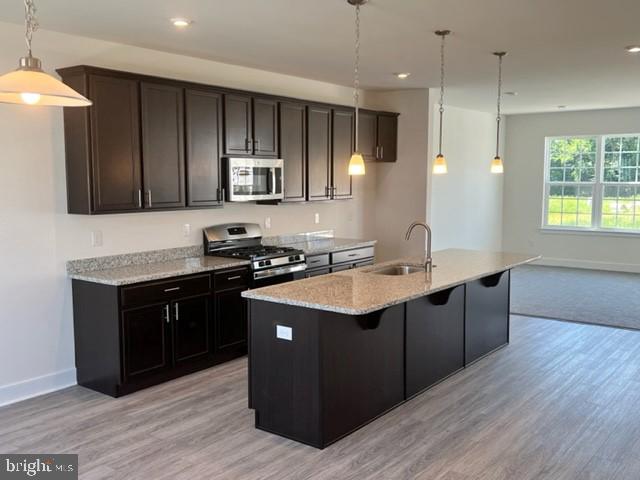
[0,0,91,107]
[432,30,450,175]
[491,52,507,174]
[347,0,366,176]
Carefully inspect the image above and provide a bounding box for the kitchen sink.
[370,264,426,276]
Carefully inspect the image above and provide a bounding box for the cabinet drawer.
[121,274,211,309]
[214,267,250,291]
[306,254,330,269]
[331,247,375,265]
[305,267,330,278]
[331,264,352,273]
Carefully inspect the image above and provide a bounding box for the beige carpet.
[511,265,640,330]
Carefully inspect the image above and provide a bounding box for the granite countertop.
[69,256,250,286]
[283,237,377,256]
[242,249,539,315]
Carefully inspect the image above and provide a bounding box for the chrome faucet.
[405,221,433,272]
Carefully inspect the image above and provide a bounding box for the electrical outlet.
[91,230,103,247]
[265,217,272,229]
[183,224,191,237]
[314,213,320,224]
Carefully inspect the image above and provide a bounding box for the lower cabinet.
[72,267,250,397]
[406,285,465,398]
[465,270,510,365]
[305,247,375,277]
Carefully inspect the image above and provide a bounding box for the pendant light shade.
[347,0,366,176]
[491,52,507,173]
[0,1,91,107]
[433,30,450,176]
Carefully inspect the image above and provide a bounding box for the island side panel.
[320,304,405,447]
[464,269,511,365]
[249,300,323,447]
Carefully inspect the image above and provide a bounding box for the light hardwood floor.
[2,315,640,479]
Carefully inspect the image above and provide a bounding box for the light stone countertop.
[242,249,540,315]
[69,256,250,286]
[278,237,377,256]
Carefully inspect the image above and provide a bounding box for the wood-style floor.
[2,315,640,480]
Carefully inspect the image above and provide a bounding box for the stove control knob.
[265,260,272,266]
[295,255,301,261]
[258,261,265,267]
[289,256,295,262]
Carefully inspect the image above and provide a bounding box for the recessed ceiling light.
[395,73,411,79]
[171,18,192,28]
[504,91,518,96]
[625,45,640,53]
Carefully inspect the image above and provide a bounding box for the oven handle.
[253,263,307,280]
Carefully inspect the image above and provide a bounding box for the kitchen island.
[243,249,539,449]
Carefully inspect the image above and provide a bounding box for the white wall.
[428,101,504,252]
[0,22,378,405]
[503,107,640,272]
[366,90,430,261]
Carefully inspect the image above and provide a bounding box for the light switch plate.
[276,325,293,341]
[314,213,320,224]
[183,223,191,237]
[91,230,103,247]
[265,217,272,229]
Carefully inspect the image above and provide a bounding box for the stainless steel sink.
[370,264,426,276]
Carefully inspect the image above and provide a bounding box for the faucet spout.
[405,221,433,272]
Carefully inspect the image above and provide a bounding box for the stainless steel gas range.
[203,223,306,288]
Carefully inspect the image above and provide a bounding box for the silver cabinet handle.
[164,304,170,324]
[348,253,358,257]
[227,275,242,281]
[164,287,180,292]
[380,146,384,159]
[147,190,153,208]
[138,189,142,208]
[255,139,261,151]
[376,145,380,159]
[174,302,179,321]
[221,188,225,204]
[246,138,253,152]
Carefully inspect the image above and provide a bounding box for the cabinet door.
[172,295,212,365]
[358,111,378,162]
[89,75,142,212]
[122,303,170,382]
[141,83,185,209]
[253,97,278,156]
[465,270,510,365]
[332,109,354,199]
[377,114,398,163]
[307,105,332,200]
[406,285,465,398]
[185,89,223,207]
[224,94,252,155]
[279,101,307,202]
[215,287,248,351]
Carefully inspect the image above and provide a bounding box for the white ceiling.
[2,0,640,114]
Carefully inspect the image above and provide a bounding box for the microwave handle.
[270,167,277,195]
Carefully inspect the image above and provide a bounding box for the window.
[544,134,640,233]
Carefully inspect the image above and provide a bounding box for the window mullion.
[593,135,604,228]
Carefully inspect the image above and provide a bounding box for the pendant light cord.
[24,0,38,57]
[437,32,446,156]
[353,3,360,151]
[495,53,504,158]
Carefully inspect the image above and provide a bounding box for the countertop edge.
[241,255,539,315]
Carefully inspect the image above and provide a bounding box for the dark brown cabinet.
[72,267,250,397]
[332,108,354,199]
[172,294,211,365]
[307,105,333,201]
[122,303,171,382]
[279,101,307,202]
[185,89,224,207]
[224,94,278,156]
[58,65,399,213]
[377,113,398,162]
[406,285,465,398]
[358,110,378,162]
[465,271,510,365]
[141,83,186,209]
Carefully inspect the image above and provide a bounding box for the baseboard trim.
[532,257,640,274]
[0,369,77,408]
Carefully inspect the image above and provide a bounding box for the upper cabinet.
[224,94,278,157]
[332,108,354,199]
[279,101,307,202]
[186,89,224,207]
[57,65,398,214]
[140,82,186,209]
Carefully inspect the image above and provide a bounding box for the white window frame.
[542,133,640,235]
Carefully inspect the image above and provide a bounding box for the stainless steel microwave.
[225,158,284,202]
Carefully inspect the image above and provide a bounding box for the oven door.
[227,158,283,201]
